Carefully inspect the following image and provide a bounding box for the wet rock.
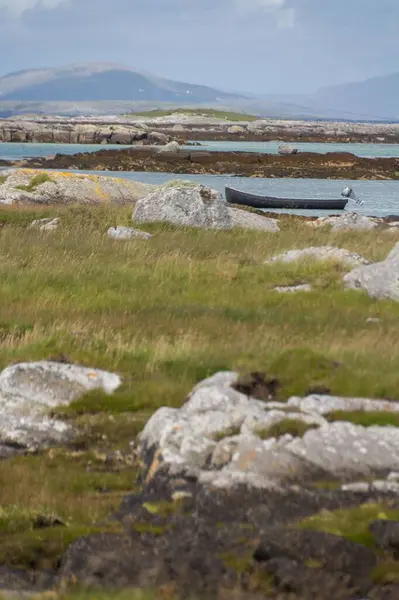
[107,226,152,240]
[132,184,232,230]
[28,217,60,232]
[267,246,370,268]
[344,242,399,301]
[229,208,280,231]
[0,169,154,206]
[0,361,121,450]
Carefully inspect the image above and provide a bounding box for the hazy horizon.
[0,0,398,96]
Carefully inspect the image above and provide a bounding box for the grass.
[256,419,319,440]
[327,411,399,427]
[1,202,399,570]
[124,108,259,121]
[0,174,7,185]
[16,172,54,192]
[297,503,399,548]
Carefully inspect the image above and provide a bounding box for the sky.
[0,0,398,94]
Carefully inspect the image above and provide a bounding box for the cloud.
[0,0,67,16]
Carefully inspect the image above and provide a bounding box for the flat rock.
[0,169,154,206]
[267,246,370,268]
[107,226,152,240]
[157,141,181,153]
[0,361,121,450]
[313,212,378,231]
[132,184,232,229]
[274,284,312,293]
[229,207,280,231]
[344,241,399,301]
[278,144,298,155]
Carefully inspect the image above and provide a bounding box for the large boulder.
[0,361,121,452]
[278,144,298,155]
[138,372,399,489]
[267,246,370,268]
[0,169,154,206]
[344,241,399,300]
[132,184,233,230]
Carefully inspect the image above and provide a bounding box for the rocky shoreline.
[2,115,399,145]
[10,146,399,180]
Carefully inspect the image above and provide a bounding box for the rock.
[267,246,370,268]
[229,207,280,231]
[278,144,298,155]
[28,217,60,231]
[0,361,121,450]
[287,393,399,415]
[107,226,152,240]
[132,184,232,230]
[227,125,246,134]
[157,141,181,153]
[274,284,312,293]
[344,242,399,301]
[370,520,399,554]
[313,212,378,231]
[147,131,170,144]
[0,169,154,206]
[138,373,399,489]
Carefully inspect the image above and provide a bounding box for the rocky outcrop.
[0,361,121,453]
[267,246,370,268]
[344,241,399,301]
[0,169,154,205]
[28,217,60,231]
[107,226,153,240]
[138,372,399,489]
[229,208,280,231]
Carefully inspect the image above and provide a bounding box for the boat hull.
[225,186,348,210]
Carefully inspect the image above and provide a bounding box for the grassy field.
[1,202,399,574]
[123,108,259,121]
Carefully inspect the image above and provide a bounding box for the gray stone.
[132,185,232,230]
[147,131,170,144]
[278,145,298,155]
[274,284,312,293]
[107,226,152,240]
[157,141,181,153]
[313,212,378,232]
[267,246,369,268]
[229,208,280,232]
[0,361,121,450]
[29,217,60,231]
[288,394,399,415]
[227,125,246,134]
[344,241,399,301]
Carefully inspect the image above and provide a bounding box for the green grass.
[372,560,399,584]
[327,411,399,427]
[16,172,54,192]
[297,503,399,548]
[256,419,319,440]
[124,108,259,121]
[1,203,399,569]
[0,175,7,185]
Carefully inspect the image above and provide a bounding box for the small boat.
[225,186,349,210]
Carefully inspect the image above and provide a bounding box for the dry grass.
[0,203,399,567]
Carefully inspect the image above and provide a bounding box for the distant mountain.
[264,72,399,121]
[0,63,244,103]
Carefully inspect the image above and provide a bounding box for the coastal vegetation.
[124,108,259,121]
